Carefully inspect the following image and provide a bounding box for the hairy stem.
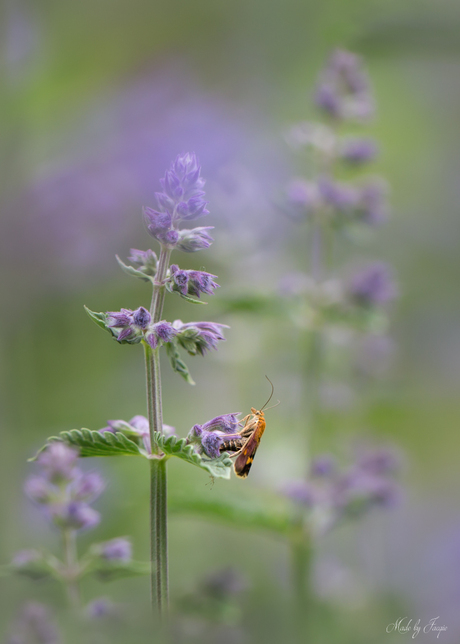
[145,244,171,617]
[62,529,81,612]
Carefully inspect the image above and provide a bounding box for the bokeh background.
[1,0,460,641]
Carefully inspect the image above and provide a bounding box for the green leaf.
[93,560,150,582]
[169,493,293,536]
[29,429,146,461]
[116,255,153,282]
[155,432,233,479]
[164,341,195,385]
[84,306,110,333]
[179,293,207,305]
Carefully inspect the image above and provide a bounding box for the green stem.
[62,529,81,612]
[145,244,171,617]
[290,529,312,642]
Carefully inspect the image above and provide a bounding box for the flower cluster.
[143,152,212,251]
[173,320,229,356]
[106,306,177,347]
[167,265,219,299]
[187,413,242,459]
[127,248,158,277]
[285,174,388,228]
[314,49,375,122]
[283,446,400,535]
[25,443,103,532]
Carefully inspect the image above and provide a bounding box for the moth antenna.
[263,400,281,412]
[260,376,275,411]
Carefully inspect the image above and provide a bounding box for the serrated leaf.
[29,429,146,461]
[155,432,232,479]
[84,306,110,333]
[164,341,195,385]
[116,255,153,283]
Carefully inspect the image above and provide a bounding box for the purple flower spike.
[314,49,374,122]
[176,227,214,252]
[100,538,132,562]
[348,262,397,307]
[37,443,79,483]
[282,480,317,507]
[132,306,151,329]
[149,153,209,236]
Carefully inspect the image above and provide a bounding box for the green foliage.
[115,255,154,283]
[84,306,110,333]
[156,432,233,479]
[169,492,294,536]
[30,430,233,479]
[29,429,146,460]
[165,341,195,385]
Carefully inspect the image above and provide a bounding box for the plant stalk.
[62,529,81,612]
[290,528,312,643]
[145,245,172,617]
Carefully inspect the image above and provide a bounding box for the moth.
[221,377,279,478]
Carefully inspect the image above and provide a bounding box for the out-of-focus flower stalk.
[144,244,171,617]
[62,528,80,611]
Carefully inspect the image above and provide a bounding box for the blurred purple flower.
[50,501,100,531]
[314,49,375,122]
[348,262,397,307]
[339,137,379,164]
[99,538,132,563]
[201,413,241,434]
[71,472,105,503]
[356,178,389,225]
[37,443,79,484]
[85,597,117,620]
[24,476,55,504]
[318,177,359,212]
[7,602,60,644]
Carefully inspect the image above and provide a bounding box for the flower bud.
[132,306,151,329]
[99,538,132,563]
[175,227,214,252]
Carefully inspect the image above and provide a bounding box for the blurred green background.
[2,0,460,641]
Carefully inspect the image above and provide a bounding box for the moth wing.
[234,434,258,478]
